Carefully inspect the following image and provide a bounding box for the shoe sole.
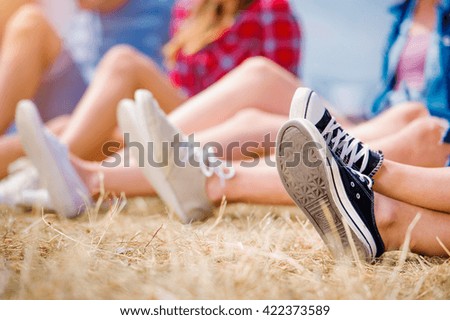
[276,119,376,260]
[117,98,208,224]
[16,101,86,218]
[135,90,213,223]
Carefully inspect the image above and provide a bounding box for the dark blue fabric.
[98,0,175,69]
[331,153,385,258]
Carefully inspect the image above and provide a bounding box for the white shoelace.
[197,147,236,188]
[322,118,370,173]
[350,167,373,190]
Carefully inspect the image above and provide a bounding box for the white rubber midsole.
[289,88,313,120]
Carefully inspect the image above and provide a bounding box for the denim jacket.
[371,0,450,124]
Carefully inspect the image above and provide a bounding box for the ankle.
[374,193,398,251]
[70,157,100,196]
[86,171,102,196]
[205,175,225,204]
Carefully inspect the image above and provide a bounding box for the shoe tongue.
[361,149,383,177]
[316,109,384,178]
[314,109,332,133]
[344,144,383,178]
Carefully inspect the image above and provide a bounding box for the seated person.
[0,0,174,130]
[372,0,450,141]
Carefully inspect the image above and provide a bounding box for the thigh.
[196,109,287,160]
[132,50,187,113]
[0,0,34,41]
[349,102,428,142]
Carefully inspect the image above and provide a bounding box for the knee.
[6,4,53,38]
[394,102,429,123]
[100,45,147,75]
[410,116,448,140]
[239,56,280,79]
[232,108,269,125]
[4,4,61,60]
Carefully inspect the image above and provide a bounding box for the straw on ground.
[1,197,449,299]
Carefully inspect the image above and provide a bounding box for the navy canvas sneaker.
[289,87,384,178]
[276,118,385,261]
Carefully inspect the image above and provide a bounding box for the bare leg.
[171,59,430,139]
[369,117,450,167]
[59,45,185,159]
[170,57,304,134]
[196,108,449,168]
[0,4,61,134]
[72,156,155,197]
[61,56,299,162]
[0,115,69,178]
[206,159,292,205]
[375,193,450,256]
[196,109,286,160]
[0,0,33,42]
[75,155,289,205]
[0,135,23,176]
[173,102,449,170]
[348,102,429,142]
[372,159,450,213]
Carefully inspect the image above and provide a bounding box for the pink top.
[395,33,431,90]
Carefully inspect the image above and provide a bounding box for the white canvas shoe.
[116,98,146,166]
[0,158,53,209]
[117,90,234,223]
[0,160,37,205]
[15,100,92,218]
[20,188,52,208]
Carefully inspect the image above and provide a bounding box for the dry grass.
[0,196,449,300]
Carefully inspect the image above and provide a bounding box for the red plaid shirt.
[169,0,301,97]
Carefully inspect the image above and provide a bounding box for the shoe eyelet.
[359,176,365,182]
[350,182,355,187]
[356,193,360,199]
